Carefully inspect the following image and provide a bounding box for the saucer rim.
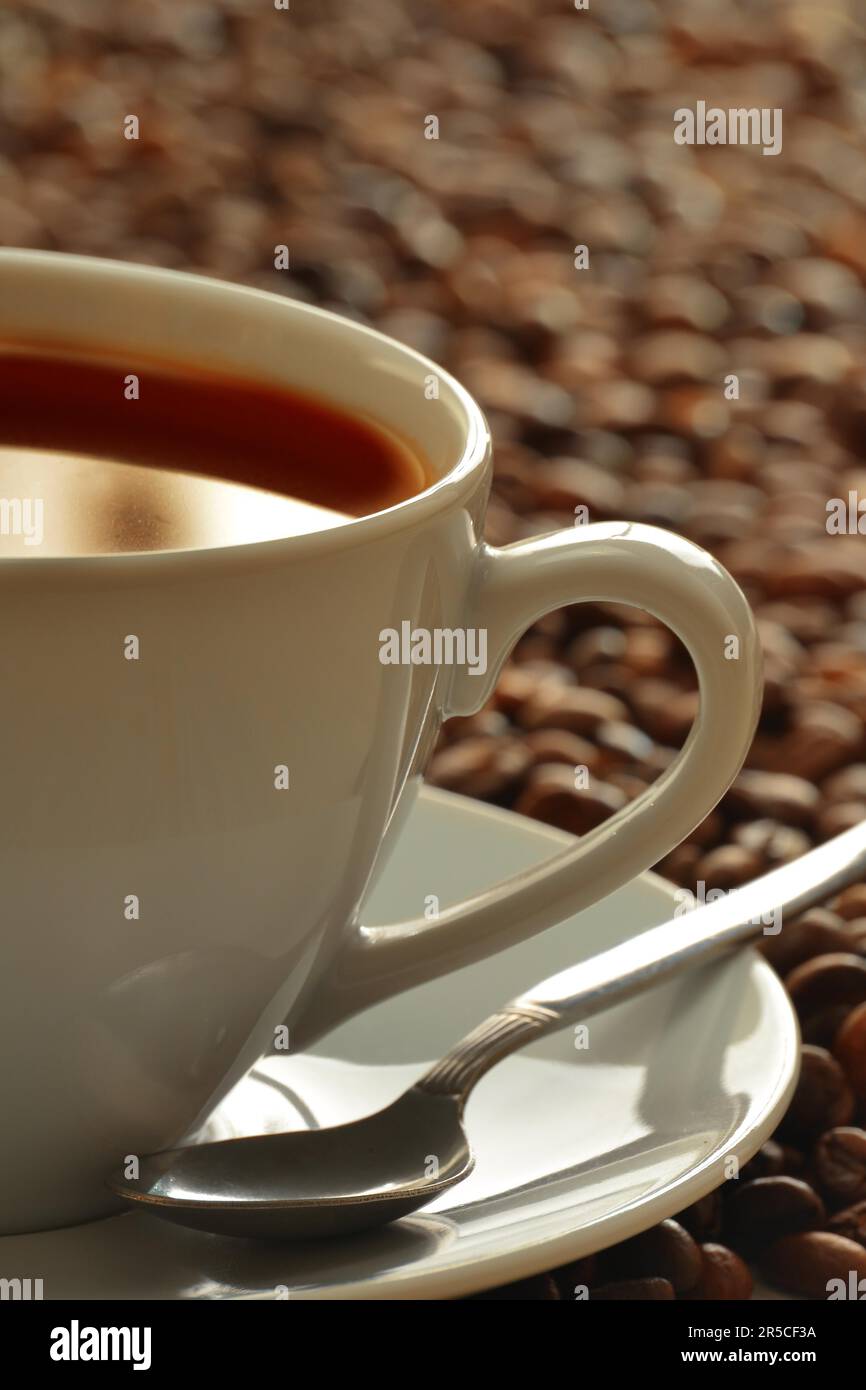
[256,790,802,1299]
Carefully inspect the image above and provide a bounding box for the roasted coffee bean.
[739,1139,786,1181]
[834,919,866,956]
[801,1005,858,1050]
[530,458,624,516]
[725,1176,825,1253]
[605,770,648,801]
[511,632,560,664]
[759,909,854,976]
[827,1199,866,1249]
[776,258,863,325]
[626,480,693,529]
[833,1002,866,1103]
[491,665,553,718]
[513,767,627,836]
[768,334,852,387]
[502,655,574,684]
[758,601,838,644]
[517,684,629,736]
[594,720,654,767]
[824,769,866,805]
[532,610,572,643]
[724,771,819,827]
[567,627,626,669]
[630,680,697,745]
[441,709,510,741]
[816,802,866,841]
[590,1278,675,1301]
[733,819,810,865]
[685,810,725,849]
[656,842,702,887]
[577,662,635,699]
[522,728,600,770]
[813,1127,866,1205]
[427,737,532,799]
[779,1144,808,1176]
[641,274,728,333]
[622,627,675,677]
[686,1243,753,1300]
[694,844,762,891]
[785,953,866,1019]
[629,331,726,386]
[634,742,681,777]
[780,1045,856,1140]
[597,1219,701,1293]
[676,1191,723,1241]
[833,883,866,920]
[762,1231,866,1298]
[768,545,866,602]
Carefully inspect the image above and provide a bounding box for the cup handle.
[299,521,762,1043]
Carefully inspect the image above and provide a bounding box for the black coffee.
[0,346,430,555]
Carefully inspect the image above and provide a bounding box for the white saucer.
[1,787,798,1300]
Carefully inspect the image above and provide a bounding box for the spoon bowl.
[108,1089,471,1240]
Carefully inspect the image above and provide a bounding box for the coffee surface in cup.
[0,346,430,555]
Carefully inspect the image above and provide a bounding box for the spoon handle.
[418,818,866,1104]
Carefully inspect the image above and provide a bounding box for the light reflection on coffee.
[0,446,351,556]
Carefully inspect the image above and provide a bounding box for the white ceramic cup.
[0,250,763,1234]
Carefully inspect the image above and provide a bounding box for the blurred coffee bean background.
[2,0,866,1299]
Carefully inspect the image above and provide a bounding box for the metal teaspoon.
[107,819,866,1241]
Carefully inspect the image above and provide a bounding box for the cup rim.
[0,249,492,570]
